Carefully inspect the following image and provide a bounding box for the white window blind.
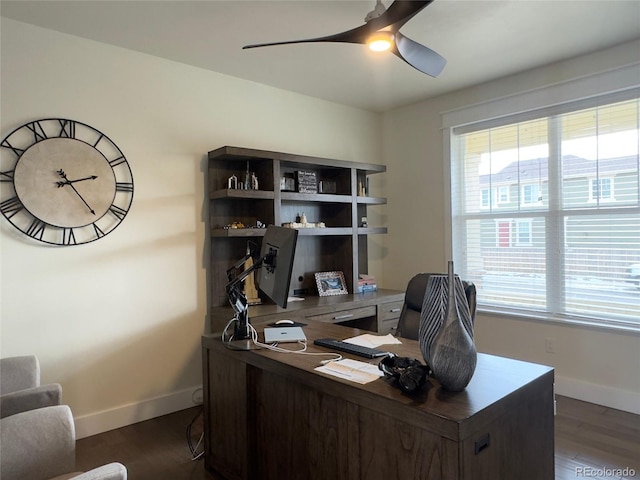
[451,97,640,329]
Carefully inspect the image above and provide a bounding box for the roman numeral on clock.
[1,139,25,158]
[109,156,127,168]
[109,205,128,220]
[0,197,23,218]
[1,170,15,182]
[62,228,77,245]
[26,218,46,240]
[58,119,76,138]
[93,223,106,238]
[116,182,134,192]
[26,121,48,142]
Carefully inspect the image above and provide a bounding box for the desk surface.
[208,289,404,333]
[202,321,554,442]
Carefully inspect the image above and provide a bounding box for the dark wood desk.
[202,322,554,480]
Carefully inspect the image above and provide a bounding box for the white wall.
[0,18,383,437]
[381,40,640,414]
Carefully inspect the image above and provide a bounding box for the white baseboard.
[555,375,640,415]
[74,385,203,439]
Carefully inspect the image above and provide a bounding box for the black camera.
[379,354,431,393]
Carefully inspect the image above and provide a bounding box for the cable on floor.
[186,405,205,461]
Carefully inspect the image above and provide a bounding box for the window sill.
[477,306,640,335]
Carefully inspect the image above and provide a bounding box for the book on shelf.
[357,274,377,293]
[356,284,378,293]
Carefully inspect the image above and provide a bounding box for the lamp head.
[368,31,394,52]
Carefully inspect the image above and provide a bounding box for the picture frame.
[315,271,348,296]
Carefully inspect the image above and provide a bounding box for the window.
[515,219,533,246]
[450,97,640,329]
[496,186,510,204]
[589,177,613,202]
[481,189,490,208]
[481,186,511,208]
[522,184,542,205]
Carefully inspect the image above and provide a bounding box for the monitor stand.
[226,338,255,351]
[225,245,269,351]
[226,283,259,351]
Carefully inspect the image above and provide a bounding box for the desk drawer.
[379,301,404,321]
[306,305,376,324]
[379,300,404,334]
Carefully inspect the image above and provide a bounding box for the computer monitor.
[257,225,298,309]
[225,225,298,349]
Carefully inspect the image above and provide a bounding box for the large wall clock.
[0,118,134,246]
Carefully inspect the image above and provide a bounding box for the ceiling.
[2,0,640,112]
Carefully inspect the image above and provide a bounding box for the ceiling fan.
[243,0,446,78]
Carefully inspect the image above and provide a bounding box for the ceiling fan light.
[368,31,394,52]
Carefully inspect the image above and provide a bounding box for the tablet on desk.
[263,326,307,343]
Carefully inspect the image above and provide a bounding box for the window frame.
[443,73,640,333]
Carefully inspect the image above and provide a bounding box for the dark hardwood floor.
[76,406,220,480]
[76,395,639,480]
[554,396,639,480]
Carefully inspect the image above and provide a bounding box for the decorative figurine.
[227,175,238,189]
[251,172,259,190]
[243,244,261,305]
[244,161,251,190]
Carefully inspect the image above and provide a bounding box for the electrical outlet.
[192,387,203,405]
[545,337,557,354]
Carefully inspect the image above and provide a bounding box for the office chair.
[396,273,477,341]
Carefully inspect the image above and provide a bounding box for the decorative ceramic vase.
[418,261,477,391]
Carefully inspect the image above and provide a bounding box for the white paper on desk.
[315,359,384,384]
[343,333,402,349]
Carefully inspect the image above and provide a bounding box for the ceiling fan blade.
[243,26,369,50]
[393,31,446,77]
[243,0,433,49]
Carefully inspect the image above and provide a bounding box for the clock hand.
[56,169,96,215]
[55,175,98,187]
[67,182,96,215]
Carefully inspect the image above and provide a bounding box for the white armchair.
[0,355,62,418]
[1,405,127,480]
[0,356,127,480]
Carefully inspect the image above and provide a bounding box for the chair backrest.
[0,355,40,395]
[396,273,477,341]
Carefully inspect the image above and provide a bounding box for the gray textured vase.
[418,261,477,391]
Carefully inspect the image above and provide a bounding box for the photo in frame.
[315,271,348,296]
